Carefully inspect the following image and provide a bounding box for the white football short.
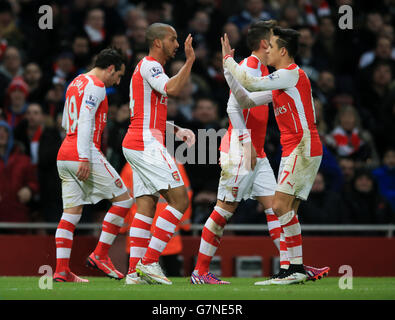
[122,140,184,198]
[277,133,322,201]
[57,157,128,209]
[217,150,276,202]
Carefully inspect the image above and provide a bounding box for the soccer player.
[191,22,329,285]
[54,48,133,282]
[221,28,327,284]
[191,20,281,285]
[122,23,195,285]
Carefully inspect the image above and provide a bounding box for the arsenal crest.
[172,171,180,181]
[232,187,238,198]
[114,178,123,188]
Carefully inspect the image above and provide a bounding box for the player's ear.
[153,38,162,49]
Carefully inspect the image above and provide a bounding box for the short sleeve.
[141,60,169,96]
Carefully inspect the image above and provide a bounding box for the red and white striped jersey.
[224,57,322,158]
[122,56,169,151]
[57,74,107,163]
[220,55,269,158]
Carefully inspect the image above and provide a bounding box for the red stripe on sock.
[102,220,121,235]
[58,220,76,233]
[285,234,302,247]
[161,208,181,225]
[201,226,221,247]
[211,210,227,227]
[108,205,129,218]
[132,217,152,230]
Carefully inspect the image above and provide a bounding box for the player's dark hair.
[247,20,277,51]
[94,47,126,71]
[273,27,300,58]
[146,23,173,49]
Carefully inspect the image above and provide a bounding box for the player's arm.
[221,34,298,92]
[224,57,298,92]
[76,84,105,180]
[143,34,195,98]
[165,34,195,97]
[224,67,273,109]
[166,121,195,147]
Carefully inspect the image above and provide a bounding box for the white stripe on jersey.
[284,86,308,129]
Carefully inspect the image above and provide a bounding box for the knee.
[272,198,286,217]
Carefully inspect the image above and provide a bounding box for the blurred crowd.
[0,0,394,234]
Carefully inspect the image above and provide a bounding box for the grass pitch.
[0,276,394,300]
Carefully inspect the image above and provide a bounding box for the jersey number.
[65,95,78,133]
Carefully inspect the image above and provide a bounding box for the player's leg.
[270,191,306,284]
[126,195,157,284]
[139,186,188,263]
[87,191,133,280]
[191,199,235,284]
[53,205,89,282]
[134,186,187,285]
[54,161,89,282]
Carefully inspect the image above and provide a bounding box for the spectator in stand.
[186,97,222,223]
[44,77,66,121]
[23,62,47,103]
[111,33,133,102]
[372,147,395,213]
[223,22,246,62]
[280,4,303,29]
[14,103,62,223]
[0,1,24,48]
[0,120,39,226]
[3,76,29,129]
[84,8,107,54]
[359,61,393,136]
[187,10,211,57]
[228,0,272,35]
[128,18,149,52]
[303,0,331,32]
[359,36,395,70]
[206,50,229,113]
[106,103,130,173]
[52,51,76,86]
[338,156,356,193]
[314,70,336,128]
[167,97,189,130]
[356,11,384,57]
[298,172,343,224]
[341,169,394,224]
[0,46,23,89]
[326,104,380,168]
[124,6,146,40]
[295,26,326,83]
[71,33,91,73]
[313,16,336,71]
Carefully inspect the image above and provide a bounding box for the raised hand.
[221,33,234,59]
[184,33,195,62]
